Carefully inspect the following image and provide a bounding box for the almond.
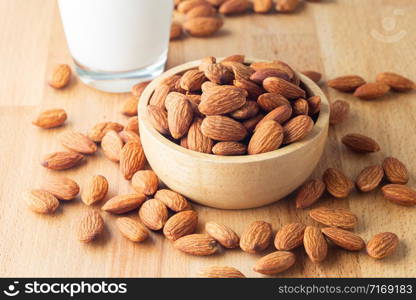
[275,0,301,12]
[60,130,97,154]
[177,0,211,13]
[77,210,104,243]
[101,130,124,162]
[170,21,183,40]
[212,141,247,155]
[161,75,184,93]
[149,84,170,108]
[253,251,296,275]
[341,133,380,153]
[323,168,354,198]
[121,96,139,116]
[131,170,159,196]
[302,70,322,83]
[204,63,234,84]
[116,217,149,242]
[376,72,415,92]
[240,221,272,253]
[41,176,79,200]
[125,116,139,134]
[32,108,67,129]
[367,232,399,259]
[139,198,169,230]
[201,115,248,141]
[154,189,191,212]
[119,130,141,144]
[256,104,292,128]
[321,227,365,251]
[199,266,245,278]
[257,93,290,112]
[205,221,240,248]
[274,223,306,250]
[230,101,259,120]
[24,189,59,214]
[131,81,150,97]
[234,79,264,100]
[309,207,358,229]
[295,179,326,209]
[250,68,290,85]
[81,175,109,205]
[199,56,217,72]
[41,151,83,170]
[356,165,384,192]
[292,98,309,116]
[307,95,321,115]
[199,85,247,115]
[147,105,169,135]
[102,193,146,214]
[201,80,218,92]
[221,54,245,63]
[248,120,283,155]
[282,115,314,144]
[263,77,306,99]
[167,97,194,139]
[180,136,189,148]
[303,226,328,262]
[180,69,207,92]
[381,184,416,206]
[187,5,217,18]
[329,100,350,125]
[243,113,264,132]
[253,0,273,13]
[163,210,198,240]
[251,61,295,80]
[174,234,218,256]
[353,82,390,100]
[183,17,224,37]
[48,64,71,89]
[229,62,255,80]
[88,122,124,142]
[327,75,366,92]
[187,118,214,153]
[219,0,250,15]
[120,141,146,180]
[382,157,409,184]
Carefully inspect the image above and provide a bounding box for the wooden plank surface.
[0,0,415,277]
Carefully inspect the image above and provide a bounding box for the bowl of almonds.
[138,56,329,209]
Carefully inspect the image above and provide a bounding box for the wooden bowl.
[138,58,329,209]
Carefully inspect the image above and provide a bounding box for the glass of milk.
[58,0,173,93]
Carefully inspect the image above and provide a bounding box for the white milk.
[58,0,173,91]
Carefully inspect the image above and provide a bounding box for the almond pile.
[147,55,320,155]
[328,72,415,100]
[171,0,322,39]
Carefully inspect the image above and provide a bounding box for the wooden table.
[1,0,415,278]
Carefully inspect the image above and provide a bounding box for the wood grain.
[0,0,415,277]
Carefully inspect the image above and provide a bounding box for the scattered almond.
[131,81,150,97]
[323,168,354,198]
[174,234,218,256]
[60,130,97,154]
[32,108,67,129]
[120,141,146,180]
[102,194,146,214]
[121,96,139,116]
[376,72,415,92]
[163,210,198,241]
[41,176,79,200]
[101,130,124,162]
[309,207,358,229]
[81,175,109,205]
[119,130,141,144]
[275,0,301,12]
[356,165,384,192]
[219,0,250,15]
[295,179,326,209]
[341,133,380,153]
[154,189,191,212]
[253,0,273,13]
[183,17,224,37]
[77,210,104,243]
[274,222,306,250]
[24,189,59,214]
[367,232,399,259]
[302,70,322,83]
[187,5,217,18]
[48,64,71,89]
[329,100,350,125]
[199,266,245,278]
[125,116,139,134]
[327,75,366,92]
[205,221,240,248]
[41,151,83,170]
[382,157,409,184]
[381,184,416,206]
[321,227,365,251]
[303,226,328,263]
[131,170,159,196]
[139,198,169,230]
[240,221,272,253]
[253,251,296,275]
[116,217,149,242]
[88,122,124,142]
[353,82,390,100]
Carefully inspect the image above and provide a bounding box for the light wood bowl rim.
[138,58,329,164]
